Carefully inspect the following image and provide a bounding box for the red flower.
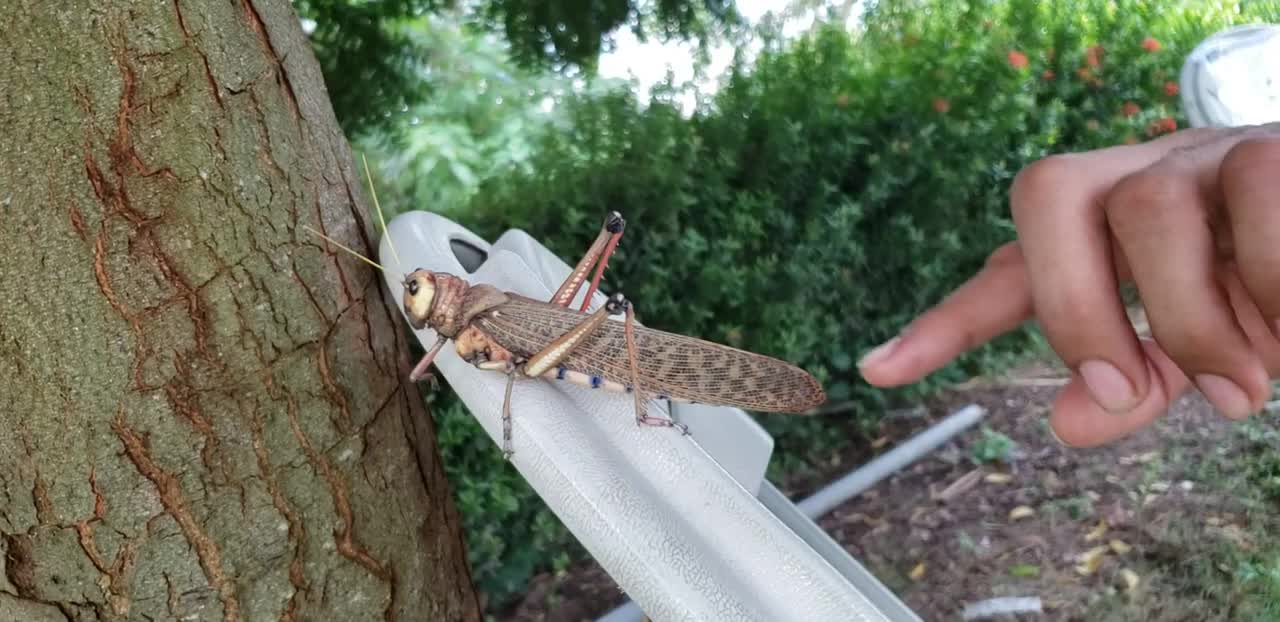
[1042,69,1055,80]
[1122,102,1141,117]
[1076,67,1093,80]
[1147,117,1178,136]
[1164,81,1180,96]
[1086,44,1104,67]
[932,98,951,113]
[1142,37,1161,52]
[1007,50,1029,69]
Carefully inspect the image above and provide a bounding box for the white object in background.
[1180,24,1280,128]
[377,210,893,621]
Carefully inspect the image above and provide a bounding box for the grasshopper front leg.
[549,212,625,311]
[409,334,449,383]
[477,299,618,459]
[476,359,519,458]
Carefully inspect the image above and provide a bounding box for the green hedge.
[427,0,1279,610]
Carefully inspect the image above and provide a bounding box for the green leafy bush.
[423,0,1279,610]
[426,395,583,608]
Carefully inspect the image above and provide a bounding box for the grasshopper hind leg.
[550,212,625,311]
[612,294,690,436]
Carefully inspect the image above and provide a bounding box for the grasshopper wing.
[473,295,826,413]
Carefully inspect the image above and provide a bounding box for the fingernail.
[1047,424,1071,448]
[1194,374,1253,419]
[858,336,901,368]
[1079,359,1138,413]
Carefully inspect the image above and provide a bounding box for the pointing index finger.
[858,242,1032,386]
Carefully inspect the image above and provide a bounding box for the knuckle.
[1104,169,1191,233]
[1222,136,1280,182]
[1239,262,1280,315]
[944,327,983,356]
[1148,316,1226,370]
[1262,347,1280,379]
[1035,288,1115,353]
[984,241,1024,269]
[1010,155,1080,217]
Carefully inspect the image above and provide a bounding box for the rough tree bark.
[0,1,482,621]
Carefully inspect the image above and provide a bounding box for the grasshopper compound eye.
[406,280,419,296]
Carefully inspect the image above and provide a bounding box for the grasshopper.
[306,162,827,458]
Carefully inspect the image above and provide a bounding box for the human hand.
[857,123,1280,447]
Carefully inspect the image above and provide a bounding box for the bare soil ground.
[500,356,1280,622]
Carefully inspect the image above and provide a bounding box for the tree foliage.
[296,0,739,135]
[347,14,576,215]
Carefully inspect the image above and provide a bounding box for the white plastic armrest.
[379,211,889,621]
[1179,24,1280,127]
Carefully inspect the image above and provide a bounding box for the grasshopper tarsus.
[635,413,689,435]
[605,211,625,234]
[604,292,629,316]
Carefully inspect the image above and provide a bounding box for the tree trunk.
[0,2,482,621]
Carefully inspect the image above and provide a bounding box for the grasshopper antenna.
[302,225,387,273]
[361,152,402,270]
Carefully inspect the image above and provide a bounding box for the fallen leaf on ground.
[1075,545,1110,575]
[1118,450,1160,465]
[1009,564,1040,577]
[1120,568,1140,591]
[936,469,984,502]
[1085,520,1108,542]
[910,562,926,580]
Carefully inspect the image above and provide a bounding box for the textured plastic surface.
[378,211,889,621]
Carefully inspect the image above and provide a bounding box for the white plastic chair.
[378,211,919,621]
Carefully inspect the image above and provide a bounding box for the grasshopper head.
[401,269,437,330]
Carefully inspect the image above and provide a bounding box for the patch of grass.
[1043,495,1096,521]
[1107,418,1280,621]
[969,426,1017,465]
